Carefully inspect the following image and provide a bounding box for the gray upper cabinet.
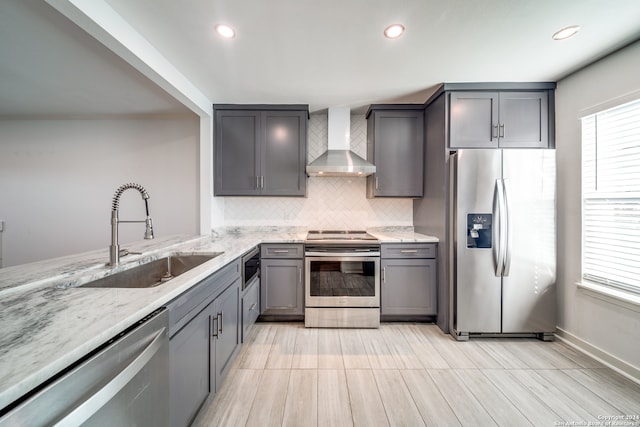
[366,105,424,198]
[449,92,498,148]
[262,111,307,195]
[449,90,550,149]
[214,105,308,196]
[214,110,261,196]
[499,92,549,148]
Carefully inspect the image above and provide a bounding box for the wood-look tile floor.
[193,322,640,427]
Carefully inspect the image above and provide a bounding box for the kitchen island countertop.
[0,227,437,411]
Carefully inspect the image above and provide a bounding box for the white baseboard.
[556,327,640,385]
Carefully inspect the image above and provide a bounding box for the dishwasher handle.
[53,327,167,427]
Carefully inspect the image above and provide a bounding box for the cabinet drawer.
[261,244,303,259]
[381,243,436,259]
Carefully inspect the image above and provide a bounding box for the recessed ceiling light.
[215,24,236,39]
[384,24,405,39]
[552,25,580,41]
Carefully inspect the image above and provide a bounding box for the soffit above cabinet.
[0,0,191,118]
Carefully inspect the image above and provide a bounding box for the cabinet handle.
[249,303,257,311]
[261,176,265,189]
[212,315,218,338]
[499,124,505,138]
[299,268,302,284]
[375,176,379,190]
[400,249,419,253]
[218,312,223,335]
[272,249,290,253]
[255,176,260,189]
[493,124,499,139]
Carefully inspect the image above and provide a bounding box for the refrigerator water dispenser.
[467,213,492,248]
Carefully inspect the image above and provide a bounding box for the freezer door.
[452,149,503,333]
[501,150,556,333]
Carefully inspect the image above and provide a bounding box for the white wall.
[220,112,414,228]
[0,117,200,267]
[556,40,640,374]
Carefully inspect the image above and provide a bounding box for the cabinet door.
[210,279,241,393]
[498,91,548,148]
[449,92,499,148]
[381,259,437,316]
[242,277,260,342]
[261,258,303,315]
[170,307,210,427]
[214,110,261,195]
[369,110,424,197]
[261,111,307,196]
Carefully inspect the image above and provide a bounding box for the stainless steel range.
[304,230,380,328]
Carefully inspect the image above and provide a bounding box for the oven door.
[305,256,380,308]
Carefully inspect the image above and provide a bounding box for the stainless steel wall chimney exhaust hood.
[306,107,376,177]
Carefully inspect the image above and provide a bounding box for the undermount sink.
[79,253,222,289]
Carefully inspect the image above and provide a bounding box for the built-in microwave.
[241,246,260,290]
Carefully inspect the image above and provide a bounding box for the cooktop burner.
[306,230,378,241]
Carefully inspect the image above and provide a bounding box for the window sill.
[577,281,640,313]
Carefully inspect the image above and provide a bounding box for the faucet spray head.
[144,217,154,239]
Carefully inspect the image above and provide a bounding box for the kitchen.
[1,0,640,426]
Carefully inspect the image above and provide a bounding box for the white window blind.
[582,98,640,295]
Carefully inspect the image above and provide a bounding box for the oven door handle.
[305,251,380,257]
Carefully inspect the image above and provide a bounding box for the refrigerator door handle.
[502,178,513,276]
[494,179,506,276]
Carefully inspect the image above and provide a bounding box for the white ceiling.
[2,0,640,117]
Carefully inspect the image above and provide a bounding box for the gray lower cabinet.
[214,105,308,196]
[366,105,424,198]
[260,244,304,317]
[381,243,437,318]
[169,307,209,427]
[242,276,260,342]
[449,90,550,149]
[167,259,241,427]
[209,278,241,393]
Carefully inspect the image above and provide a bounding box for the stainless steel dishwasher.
[0,308,169,427]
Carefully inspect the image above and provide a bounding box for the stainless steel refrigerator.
[449,149,556,341]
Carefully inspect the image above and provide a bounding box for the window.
[582,98,640,295]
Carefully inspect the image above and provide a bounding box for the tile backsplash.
[222,112,413,228]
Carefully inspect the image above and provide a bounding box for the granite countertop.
[0,226,437,410]
[367,227,439,243]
